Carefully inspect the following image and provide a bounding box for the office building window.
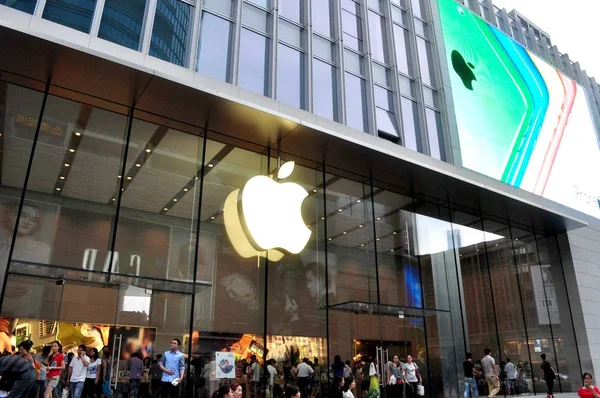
[425,108,443,160]
[368,11,388,64]
[42,0,97,33]
[312,0,333,37]
[342,1,363,52]
[345,72,368,132]
[401,97,420,152]
[394,25,412,76]
[279,0,301,23]
[416,37,434,87]
[312,59,337,121]
[238,28,270,95]
[196,11,233,82]
[374,86,398,139]
[98,0,147,50]
[0,0,36,14]
[277,44,305,109]
[149,0,192,67]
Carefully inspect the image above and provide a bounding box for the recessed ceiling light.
[56,187,61,191]
[328,238,332,241]
[126,176,132,180]
[183,188,188,192]
[59,176,65,180]
[69,149,75,153]
[164,207,168,211]
[146,148,151,153]
[208,164,214,168]
[393,231,397,235]
[64,163,70,167]
[357,199,361,203]
[118,175,122,179]
[211,216,215,220]
[112,198,116,201]
[135,163,141,167]
[343,231,347,235]
[361,244,365,247]
[359,224,363,228]
[376,238,380,241]
[495,244,498,246]
[195,176,199,180]
[515,238,519,241]
[121,189,124,191]
[390,249,394,252]
[321,217,325,220]
[75,132,81,136]
[313,189,317,193]
[460,254,463,257]
[173,198,178,202]
[377,217,381,220]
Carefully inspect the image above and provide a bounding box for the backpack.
[26,354,41,380]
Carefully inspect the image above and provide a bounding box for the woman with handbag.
[402,356,422,398]
[387,356,403,398]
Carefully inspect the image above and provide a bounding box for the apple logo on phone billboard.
[224,161,311,262]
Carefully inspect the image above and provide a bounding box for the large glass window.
[400,97,421,152]
[394,25,412,76]
[0,0,36,13]
[196,12,233,82]
[312,0,333,37]
[341,1,363,52]
[42,0,97,33]
[345,73,368,132]
[279,0,301,23]
[149,0,192,67]
[368,11,388,64]
[425,108,443,160]
[98,0,147,50]
[312,59,337,121]
[238,28,270,95]
[277,44,305,109]
[374,86,398,138]
[416,37,435,86]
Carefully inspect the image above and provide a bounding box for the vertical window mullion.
[140,0,158,55]
[231,0,244,85]
[89,0,106,38]
[188,0,204,71]
[305,0,313,112]
[269,0,279,99]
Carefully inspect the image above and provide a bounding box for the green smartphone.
[437,0,533,180]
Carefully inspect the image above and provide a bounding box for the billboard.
[438,0,600,219]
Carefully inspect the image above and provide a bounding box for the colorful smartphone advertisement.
[438,0,600,219]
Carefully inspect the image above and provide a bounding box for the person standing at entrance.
[402,355,421,398]
[68,345,90,398]
[128,352,144,398]
[463,353,480,398]
[540,354,556,398]
[297,358,314,398]
[481,349,499,398]
[387,355,403,398]
[159,339,185,398]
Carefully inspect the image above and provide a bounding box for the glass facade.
[42,0,97,33]
[150,0,192,66]
[98,0,147,50]
[0,79,582,398]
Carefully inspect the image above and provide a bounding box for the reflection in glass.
[150,0,192,66]
[400,98,420,151]
[242,2,269,33]
[98,0,147,50]
[203,0,233,17]
[312,59,337,121]
[425,108,443,160]
[342,9,362,52]
[394,25,412,75]
[312,0,333,37]
[313,35,334,62]
[197,12,233,82]
[238,29,269,95]
[277,44,305,109]
[345,73,367,132]
[279,19,302,47]
[368,11,388,64]
[279,0,301,22]
[0,0,36,13]
[42,0,97,33]
[374,86,398,137]
[417,37,435,86]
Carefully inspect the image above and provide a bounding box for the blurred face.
[18,347,28,357]
[585,375,593,386]
[233,386,242,398]
[393,355,399,364]
[294,391,301,398]
[340,379,345,387]
[170,340,179,351]
[51,342,59,353]
[407,355,413,363]
[16,206,41,236]
[77,347,84,357]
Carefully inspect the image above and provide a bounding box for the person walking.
[402,355,422,398]
[342,377,355,398]
[267,359,277,398]
[67,345,90,398]
[0,352,37,397]
[463,353,481,398]
[159,338,185,398]
[481,349,499,398]
[504,359,518,395]
[249,355,262,398]
[44,341,65,398]
[127,352,144,398]
[540,354,556,398]
[388,355,403,398]
[297,358,314,398]
[83,347,102,398]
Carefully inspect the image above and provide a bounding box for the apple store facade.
[0,1,592,398]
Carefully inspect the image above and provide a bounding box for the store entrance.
[0,260,199,397]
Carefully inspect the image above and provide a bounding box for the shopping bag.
[390,375,396,385]
[417,384,425,396]
[61,388,69,398]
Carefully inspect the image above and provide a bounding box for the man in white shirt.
[67,345,90,398]
[297,358,315,398]
[250,355,262,398]
[504,358,518,395]
[267,359,277,398]
[481,349,499,398]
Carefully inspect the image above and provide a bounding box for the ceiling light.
[343,231,347,235]
[495,244,499,246]
[515,238,519,241]
[75,132,81,136]
[357,199,361,203]
[195,176,199,180]
[59,176,65,180]
[211,216,215,220]
[361,244,365,247]
[183,188,188,192]
[56,187,61,191]
[338,209,343,212]
[146,148,151,153]
[173,198,178,202]
[69,149,75,153]
[121,189,124,191]
[313,189,317,193]
[126,176,132,180]
[476,249,479,252]
[460,254,463,257]
[208,164,214,168]
[393,231,397,235]
[164,207,168,211]
[390,249,394,252]
[359,224,363,228]
[307,224,310,228]
[376,238,380,241]
[377,217,381,220]
[135,163,141,167]
[321,217,325,220]
[64,163,70,167]
[112,198,116,201]
[328,238,332,241]
[118,175,122,179]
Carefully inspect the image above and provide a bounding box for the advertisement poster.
[530,265,560,325]
[215,351,235,379]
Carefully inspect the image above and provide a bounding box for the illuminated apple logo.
[223,161,311,262]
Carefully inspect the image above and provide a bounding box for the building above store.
[0,23,588,235]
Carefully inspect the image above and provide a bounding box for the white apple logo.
[223,161,311,261]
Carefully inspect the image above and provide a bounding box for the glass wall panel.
[238,29,270,95]
[0,82,44,300]
[394,25,412,76]
[197,11,233,82]
[416,37,435,87]
[374,86,398,138]
[279,0,301,23]
[150,0,192,66]
[98,0,147,50]
[277,44,305,109]
[203,0,233,17]
[242,2,269,33]
[42,0,97,33]
[342,1,363,52]
[0,0,36,13]
[345,73,367,132]
[400,97,420,152]
[312,59,337,121]
[312,0,333,37]
[425,108,443,160]
[368,11,388,64]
